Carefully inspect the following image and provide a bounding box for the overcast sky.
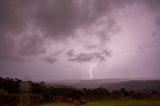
[0,0,160,81]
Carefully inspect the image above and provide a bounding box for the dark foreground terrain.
[0,77,160,106]
[39,100,160,106]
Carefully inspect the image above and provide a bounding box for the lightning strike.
[89,63,97,79]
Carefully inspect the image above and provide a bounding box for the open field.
[39,100,160,106]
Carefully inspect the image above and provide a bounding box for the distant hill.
[49,78,160,93]
[101,80,160,93]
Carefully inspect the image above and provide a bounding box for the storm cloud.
[0,0,125,61]
[69,49,111,62]
[0,0,160,80]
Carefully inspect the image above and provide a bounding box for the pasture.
[39,100,160,106]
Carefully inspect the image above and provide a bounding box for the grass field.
[39,100,160,106]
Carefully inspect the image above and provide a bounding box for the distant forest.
[0,77,160,106]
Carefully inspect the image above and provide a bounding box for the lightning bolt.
[89,63,97,79]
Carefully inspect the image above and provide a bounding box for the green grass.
[39,100,160,106]
[39,103,68,106]
[81,100,160,106]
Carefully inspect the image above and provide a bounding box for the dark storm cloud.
[51,50,63,57]
[66,49,74,57]
[84,44,98,50]
[0,55,23,62]
[0,0,29,61]
[155,17,160,27]
[152,17,160,39]
[102,49,112,57]
[33,0,115,40]
[144,0,160,11]
[148,0,160,43]
[69,50,111,62]
[19,35,46,56]
[43,56,57,64]
[42,50,63,63]
[0,0,136,61]
[1,0,160,80]
[69,53,93,62]
[144,0,160,33]
[0,0,28,35]
[0,0,40,61]
[144,0,160,29]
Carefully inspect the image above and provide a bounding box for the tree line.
[0,77,159,106]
